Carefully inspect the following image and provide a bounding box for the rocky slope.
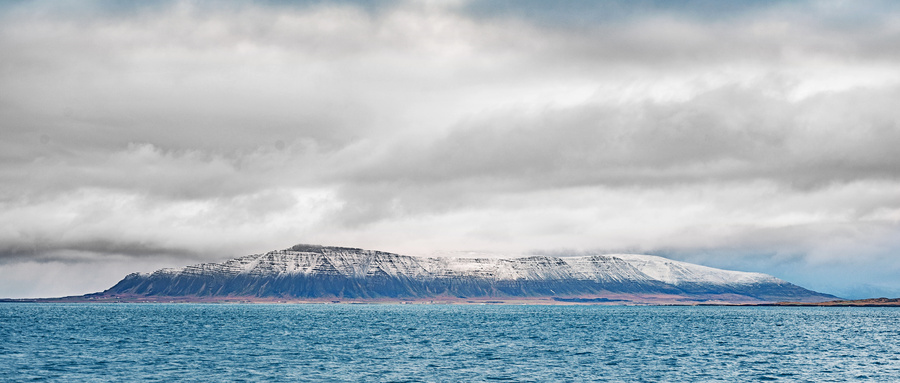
[97,244,837,303]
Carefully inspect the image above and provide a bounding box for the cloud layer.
[2,0,900,298]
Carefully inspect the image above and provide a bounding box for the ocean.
[1,303,898,382]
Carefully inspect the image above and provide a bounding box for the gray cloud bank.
[1,0,899,298]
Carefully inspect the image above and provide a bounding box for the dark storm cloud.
[0,238,198,263]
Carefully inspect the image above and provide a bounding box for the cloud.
[2,0,900,298]
[334,84,900,226]
[0,186,340,263]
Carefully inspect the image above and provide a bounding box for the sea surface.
[1,303,899,382]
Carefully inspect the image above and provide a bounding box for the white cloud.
[2,0,900,298]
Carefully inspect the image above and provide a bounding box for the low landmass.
[762,297,900,307]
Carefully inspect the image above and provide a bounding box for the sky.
[2,0,900,299]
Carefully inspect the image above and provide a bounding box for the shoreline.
[6,294,894,306]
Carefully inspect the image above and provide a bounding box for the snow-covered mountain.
[101,244,836,303]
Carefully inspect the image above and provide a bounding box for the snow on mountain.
[149,247,776,286]
[109,244,834,302]
[610,254,781,286]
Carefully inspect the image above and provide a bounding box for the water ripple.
[1,304,899,382]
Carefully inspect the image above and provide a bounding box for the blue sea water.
[1,304,899,382]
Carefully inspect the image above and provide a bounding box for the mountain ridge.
[93,244,837,304]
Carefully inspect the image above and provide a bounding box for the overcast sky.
[2,0,900,299]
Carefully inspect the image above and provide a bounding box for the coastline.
[755,297,900,307]
[6,293,888,306]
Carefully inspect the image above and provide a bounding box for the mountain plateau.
[77,244,837,304]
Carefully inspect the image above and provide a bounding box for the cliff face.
[102,245,837,302]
